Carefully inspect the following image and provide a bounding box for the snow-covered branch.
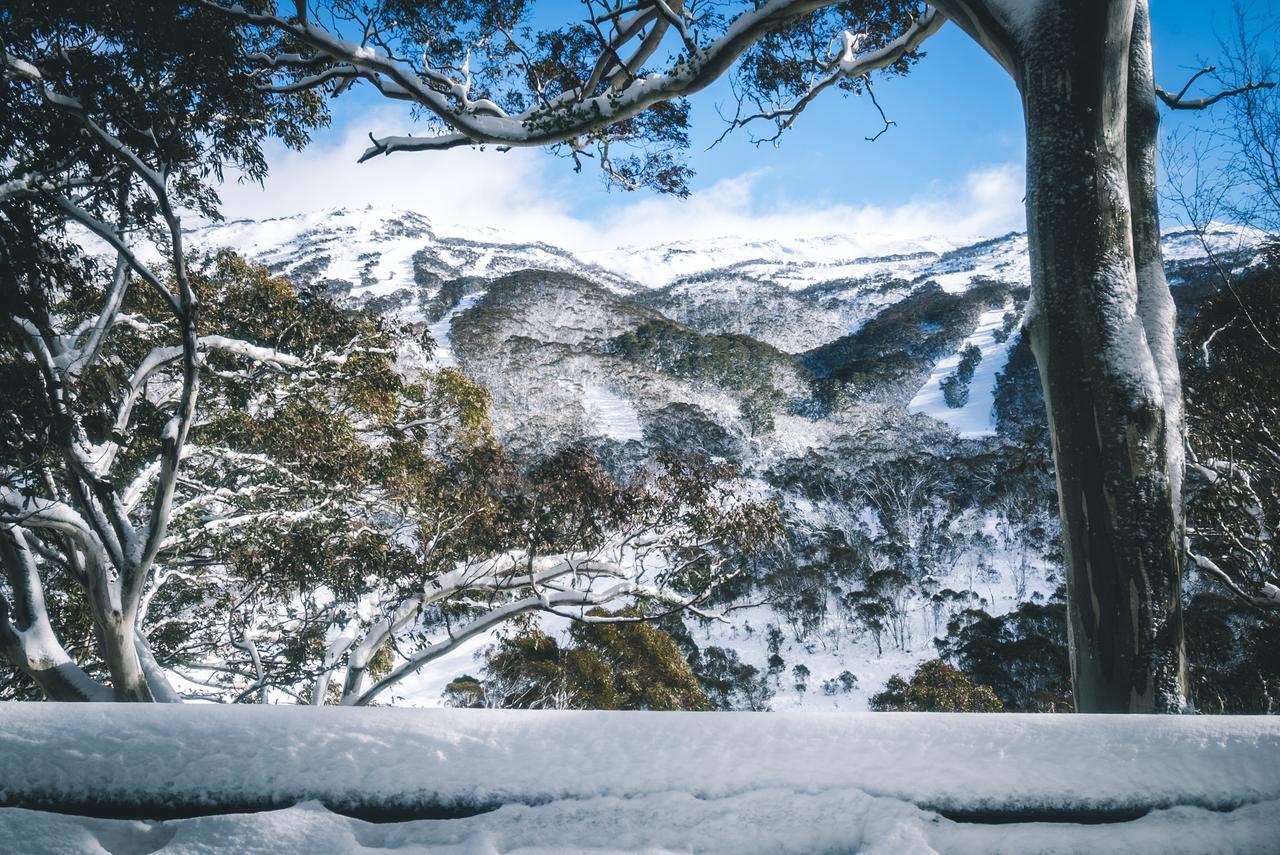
[352,584,643,706]
[714,11,943,146]
[0,529,113,701]
[212,0,933,162]
[314,467,761,706]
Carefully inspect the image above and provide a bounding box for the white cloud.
[215,106,588,237]
[216,106,1025,253]
[582,164,1026,252]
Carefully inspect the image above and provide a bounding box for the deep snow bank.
[1,706,1277,820]
[3,706,1279,854]
[6,792,1280,855]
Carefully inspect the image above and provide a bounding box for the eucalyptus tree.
[0,1,323,700]
[154,283,779,708]
[0,1,780,705]
[0,243,777,703]
[213,0,1276,711]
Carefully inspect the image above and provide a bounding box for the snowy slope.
[583,231,968,288]
[188,208,1258,342]
[907,302,1014,437]
[427,293,481,368]
[189,206,636,304]
[188,210,1261,300]
[180,209,1265,715]
[578,382,645,442]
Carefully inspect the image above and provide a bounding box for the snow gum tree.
[0,1,323,700]
[216,0,1276,711]
[1,247,779,703]
[0,1,781,705]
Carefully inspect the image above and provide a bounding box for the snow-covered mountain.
[191,206,1037,445]
[191,206,1256,446]
[189,206,1263,711]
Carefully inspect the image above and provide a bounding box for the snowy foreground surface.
[1,706,1278,854]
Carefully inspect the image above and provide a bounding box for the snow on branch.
[1186,544,1280,610]
[0,530,114,701]
[209,0,941,163]
[713,11,943,147]
[322,522,740,706]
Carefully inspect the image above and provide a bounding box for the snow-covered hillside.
[908,301,1015,437]
[583,230,988,288]
[185,208,1262,712]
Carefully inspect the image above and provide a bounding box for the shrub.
[869,659,1004,712]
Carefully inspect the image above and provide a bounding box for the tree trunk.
[1016,0,1188,712]
[98,613,156,702]
[0,531,113,701]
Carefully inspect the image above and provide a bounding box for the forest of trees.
[2,1,1278,713]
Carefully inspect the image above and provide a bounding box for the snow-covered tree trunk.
[0,531,112,701]
[1013,0,1187,712]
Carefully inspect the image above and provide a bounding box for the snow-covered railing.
[1,705,1278,826]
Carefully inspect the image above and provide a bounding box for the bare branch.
[1156,71,1276,111]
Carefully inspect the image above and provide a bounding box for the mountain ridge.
[185,205,1266,711]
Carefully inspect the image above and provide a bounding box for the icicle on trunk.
[1018,0,1188,712]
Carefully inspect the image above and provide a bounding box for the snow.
[428,293,482,368]
[584,233,969,289]
[693,601,932,712]
[907,303,1015,438]
[1,705,1278,854]
[186,208,1260,332]
[9,793,1280,855]
[579,383,644,442]
[192,207,427,299]
[1160,224,1268,263]
[686,513,1057,716]
[187,207,636,311]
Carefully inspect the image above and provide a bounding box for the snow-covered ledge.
[2,705,1278,816]
[2,706,1278,852]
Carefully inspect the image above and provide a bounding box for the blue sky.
[219,2,1253,250]
[665,0,1241,216]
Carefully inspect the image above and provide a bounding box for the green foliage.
[940,343,982,408]
[99,253,508,701]
[802,281,1008,401]
[739,385,788,436]
[822,670,858,696]
[869,659,1004,712]
[1,0,324,316]
[1184,593,1280,714]
[935,600,1072,712]
[1182,264,1280,602]
[445,609,712,710]
[792,663,811,694]
[56,254,778,703]
[604,319,796,397]
[737,2,928,109]
[566,609,714,710]
[691,645,775,711]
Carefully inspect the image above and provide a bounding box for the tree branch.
[1156,69,1276,110]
